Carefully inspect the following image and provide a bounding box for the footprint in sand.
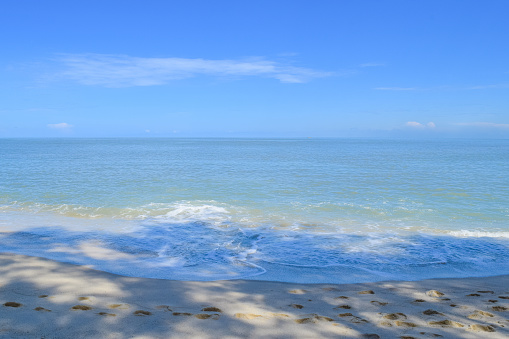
[97,312,116,317]
[3,302,22,308]
[428,319,464,328]
[423,309,444,316]
[294,318,313,324]
[34,307,51,312]
[155,305,172,311]
[492,306,508,312]
[348,316,369,324]
[289,289,308,294]
[173,312,193,316]
[338,313,368,323]
[468,310,495,319]
[382,313,407,320]
[71,305,92,311]
[133,310,152,316]
[395,321,418,328]
[358,290,375,295]
[295,314,334,324]
[235,313,263,320]
[379,313,415,327]
[195,313,220,320]
[201,307,222,312]
[290,304,304,309]
[468,324,496,332]
[108,304,130,310]
[380,319,416,328]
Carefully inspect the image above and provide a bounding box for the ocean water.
[1,138,508,283]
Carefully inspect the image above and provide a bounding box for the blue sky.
[1,0,508,137]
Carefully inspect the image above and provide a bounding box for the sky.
[1,0,508,138]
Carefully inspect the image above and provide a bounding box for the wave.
[0,201,234,223]
[2,200,509,283]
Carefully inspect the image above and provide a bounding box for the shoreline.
[1,252,508,338]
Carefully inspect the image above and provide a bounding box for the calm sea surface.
[1,138,508,283]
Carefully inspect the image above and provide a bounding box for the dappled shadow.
[1,252,509,338]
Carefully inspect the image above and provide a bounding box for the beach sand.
[1,252,508,338]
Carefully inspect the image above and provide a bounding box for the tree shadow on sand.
[1,252,509,338]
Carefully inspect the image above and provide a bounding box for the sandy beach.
[0,253,507,338]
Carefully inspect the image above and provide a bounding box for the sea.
[1,138,508,284]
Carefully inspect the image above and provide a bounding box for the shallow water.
[1,138,508,283]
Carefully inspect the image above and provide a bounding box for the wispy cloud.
[55,54,332,87]
[455,122,509,129]
[375,87,416,91]
[47,122,73,129]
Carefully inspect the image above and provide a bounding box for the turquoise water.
[1,138,508,283]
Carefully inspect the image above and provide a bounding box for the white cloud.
[47,122,73,129]
[375,87,416,91]
[55,54,332,87]
[406,121,436,129]
[406,121,425,128]
[455,122,509,129]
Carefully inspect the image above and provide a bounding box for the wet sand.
[1,252,508,338]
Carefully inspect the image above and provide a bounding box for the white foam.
[151,202,230,225]
[449,230,509,238]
